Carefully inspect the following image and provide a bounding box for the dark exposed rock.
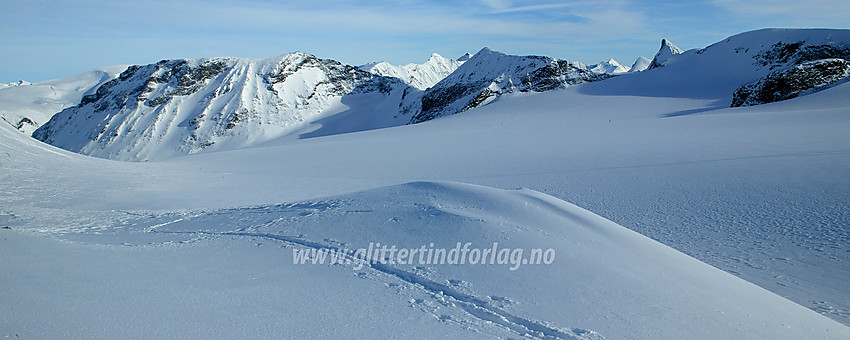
[15,117,36,130]
[732,58,850,107]
[754,41,850,70]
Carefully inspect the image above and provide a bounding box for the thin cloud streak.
[488,3,573,14]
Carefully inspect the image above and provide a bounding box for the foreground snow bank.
[3,182,847,339]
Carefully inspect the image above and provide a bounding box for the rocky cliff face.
[752,40,850,70]
[732,58,850,107]
[726,31,850,106]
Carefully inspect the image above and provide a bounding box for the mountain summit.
[589,59,630,74]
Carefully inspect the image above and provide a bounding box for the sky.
[1,0,849,82]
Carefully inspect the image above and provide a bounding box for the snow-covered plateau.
[2,28,850,339]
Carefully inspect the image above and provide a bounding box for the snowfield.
[2,28,850,338]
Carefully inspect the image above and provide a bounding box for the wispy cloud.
[487,3,573,14]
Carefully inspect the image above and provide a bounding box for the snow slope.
[360,53,465,90]
[0,65,126,134]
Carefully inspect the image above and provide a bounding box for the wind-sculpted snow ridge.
[5,181,849,339]
[360,53,466,90]
[32,53,418,161]
[410,48,610,123]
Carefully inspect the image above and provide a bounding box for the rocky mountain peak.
[648,39,685,69]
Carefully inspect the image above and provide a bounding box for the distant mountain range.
[1,29,847,161]
[21,49,633,160]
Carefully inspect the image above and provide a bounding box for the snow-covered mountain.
[588,59,630,74]
[629,56,652,72]
[410,47,609,123]
[647,39,684,70]
[32,53,417,161]
[360,53,465,90]
[0,66,127,135]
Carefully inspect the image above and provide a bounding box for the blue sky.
[1,0,849,82]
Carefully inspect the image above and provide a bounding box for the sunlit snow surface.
[3,29,850,338]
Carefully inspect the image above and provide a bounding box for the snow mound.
[360,53,465,90]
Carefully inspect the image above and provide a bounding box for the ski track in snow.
[159,229,602,340]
